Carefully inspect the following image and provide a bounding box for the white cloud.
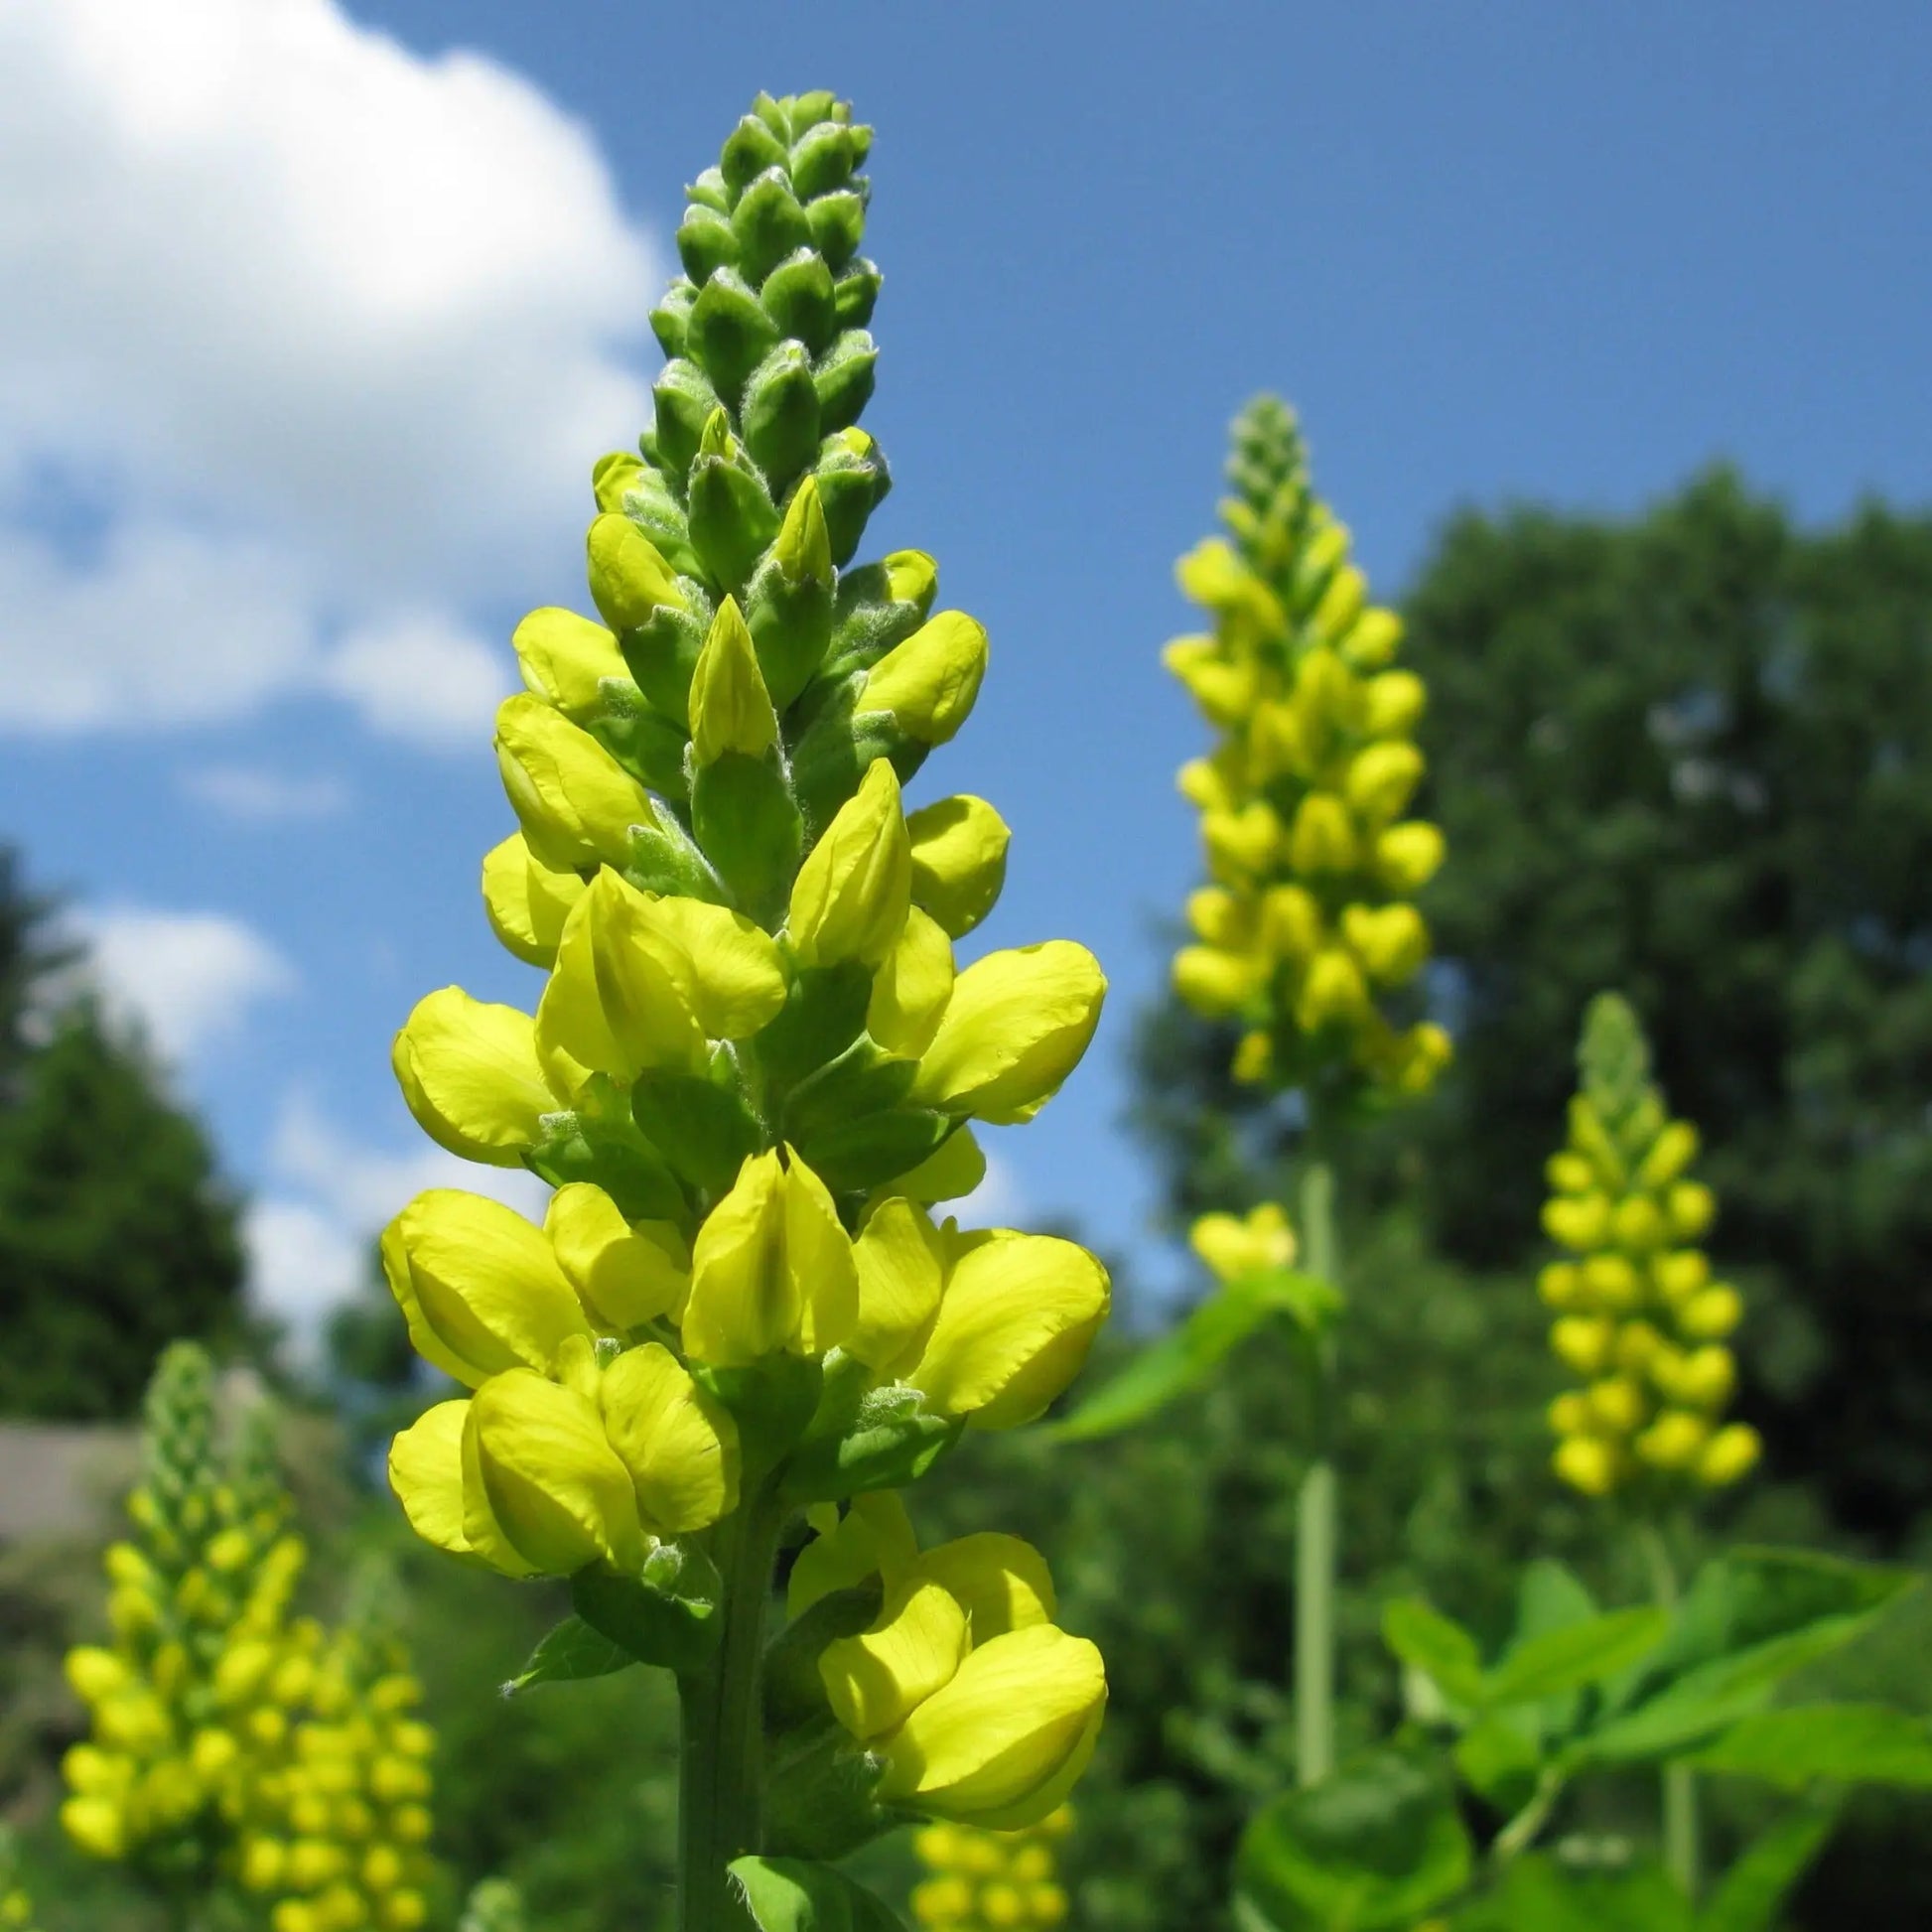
[77,904,295,1064]
[0,0,655,743]
[319,610,506,748]
[182,764,350,821]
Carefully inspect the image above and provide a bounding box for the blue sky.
[2,1,1928,1336]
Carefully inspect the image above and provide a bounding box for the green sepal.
[687,166,732,214]
[787,92,839,137]
[630,1062,764,1199]
[788,682,925,835]
[619,595,709,729]
[525,1103,687,1222]
[614,464,705,579]
[810,431,892,565]
[820,572,928,684]
[762,1577,883,1732]
[745,538,835,715]
[592,706,690,803]
[691,749,804,918]
[623,796,729,903]
[812,331,878,435]
[648,279,696,359]
[804,191,866,272]
[688,441,780,592]
[694,1353,823,1486]
[749,93,791,143]
[721,113,790,196]
[759,249,838,355]
[742,345,825,492]
[780,1035,915,1145]
[729,1852,903,1931]
[751,962,874,1093]
[832,259,883,331]
[501,1615,635,1697]
[675,203,739,282]
[788,1105,952,1195]
[652,358,723,485]
[686,269,780,406]
[733,169,813,284]
[570,1542,722,1676]
[782,1360,962,1505]
[788,122,856,201]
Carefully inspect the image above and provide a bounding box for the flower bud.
[906,795,1010,938]
[812,427,892,565]
[689,598,779,764]
[1546,1152,1594,1194]
[1286,793,1357,876]
[914,1535,1056,1644]
[586,514,684,634]
[1635,1411,1710,1470]
[381,1190,590,1389]
[860,613,988,746]
[513,608,633,723]
[1551,1316,1614,1376]
[1585,1377,1644,1434]
[1634,1120,1699,1189]
[1678,1284,1743,1341]
[680,1149,859,1366]
[908,943,1106,1125]
[1542,1192,1612,1252]
[868,906,956,1058]
[787,759,911,966]
[495,693,652,870]
[1294,948,1369,1032]
[1652,1250,1710,1305]
[1362,670,1427,739]
[896,1230,1110,1430]
[1189,1203,1296,1284]
[387,1403,473,1566]
[876,1625,1106,1831]
[392,989,556,1169]
[742,343,824,487]
[1665,1180,1717,1241]
[545,1184,690,1329]
[1697,1423,1760,1487]
[1204,803,1281,881]
[1173,945,1265,1016]
[1658,1344,1735,1410]
[598,1341,740,1535]
[1339,607,1403,670]
[1537,1262,1583,1310]
[1343,742,1425,828]
[1340,903,1429,987]
[1581,1253,1643,1311]
[481,834,585,969]
[1553,1437,1618,1497]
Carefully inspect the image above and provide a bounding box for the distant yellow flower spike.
[1190,1202,1298,1284]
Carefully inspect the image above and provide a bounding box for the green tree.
[0,849,244,1418]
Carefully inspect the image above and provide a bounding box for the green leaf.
[1505,1559,1605,1736]
[1685,1705,1932,1790]
[500,1616,635,1697]
[1453,1855,1693,1932]
[570,1545,720,1676]
[786,1104,952,1194]
[1235,1746,1472,1932]
[1483,1607,1668,1709]
[1452,1718,1544,1813]
[1382,1599,1485,1708]
[1696,1801,1839,1932]
[729,1855,904,1932]
[1052,1269,1341,1444]
[696,1352,824,1483]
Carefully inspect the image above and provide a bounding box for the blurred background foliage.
[1,469,1927,1927]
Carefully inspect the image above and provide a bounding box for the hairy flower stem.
[1295,1158,1339,1787]
[1640,1520,1701,1900]
[678,1487,785,1932]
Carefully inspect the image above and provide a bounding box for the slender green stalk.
[1639,1520,1700,1900]
[1295,1159,1339,1787]
[1491,1765,1567,1865]
[678,1487,784,1932]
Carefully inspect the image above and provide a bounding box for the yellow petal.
[494,692,653,870]
[849,1195,946,1369]
[643,895,790,1038]
[681,1151,796,1366]
[586,513,681,631]
[868,906,955,1058]
[387,1401,475,1560]
[392,987,556,1168]
[859,612,988,746]
[513,606,632,721]
[890,1128,987,1205]
[905,795,1010,938]
[599,1342,740,1535]
[689,597,777,764]
[786,1149,860,1356]
[546,1183,690,1329]
[913,1534,1055,1643]
[820,1577,970,1741]
[481,834,586,969]
[787,759,912,967]
[786,1491,919,1619]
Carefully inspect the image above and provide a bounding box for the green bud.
[787,90,839,136]
[687,167,732,214]
[833,259,883,331]
[593,707,689,803]
[648,279,696,358]
[688,413,780,592]
[805,191,866,272]
[811,428,893,566]
[624,798,727,903]
[676,202,738,281]
[821,550,938,682]
[750,91,791,142]
[653,358,723,484]
[759,248,838,355]
[746,480,836,710]
[692,753,803,919]
[789,121,855,200]
[619,597,710,729]
[733,169,812,285]
[613,461,704,580]
[686,269,781,406]
[788,680,923,835]
[689,597,778,765]
[741,343,823,486]
[813,330,878,435]
[721,113,790,196]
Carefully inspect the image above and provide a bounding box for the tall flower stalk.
[381,91,1110,1932]
[1164,397,1449,1783]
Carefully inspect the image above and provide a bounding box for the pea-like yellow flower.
[1541,994,1759,1500]
[910,1806,1073,1930]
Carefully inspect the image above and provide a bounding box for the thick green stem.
[678,1486,784,1932]
[1639,1521,1700,1901]
[1295,1159,1339,1787]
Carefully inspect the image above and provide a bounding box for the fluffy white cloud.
[319,609,506,748]
[0,0,655,741]
[78,904,296,1063]
[181,764,351,821]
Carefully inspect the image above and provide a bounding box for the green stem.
[1491,1765,1567,1865]
[1639,1520,1700,1901]
[1295,1159,1339,1788]
[678,1485,784,1932]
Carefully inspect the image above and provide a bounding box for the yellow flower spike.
[689,597,778,764]
[876,1624,1107,1830]
[849,1195,947,1369]
[820,1577,971,1740]
[585,512,683,632]
[680,1149,859,1367]
[463,1370,646,1578]
[535,872,708,1093]
[869,906,958,1057]
[860,612,990,746]
[392,988,556,1169]
[480,834,587,970]
[545,1183,690,1329]
[787,757,912,966]
[786,1491,919,1619]
[906,795,1012,938]
[512,607,633,723]
[907,942,1107,1125]
[895,1230,1110,1429]
[388,1403,475,1562]
[1190,1202,1297,1284]
[380,1190,591,1389]
[494,692,653,871]
[912,1534,1056,1641]
[598,1342,740,1535]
